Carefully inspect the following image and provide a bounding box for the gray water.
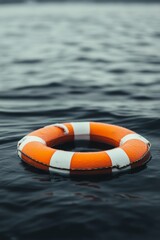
[0,3,160,240]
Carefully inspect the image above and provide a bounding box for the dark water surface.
[0,3,160,240]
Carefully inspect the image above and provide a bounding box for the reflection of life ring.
[17,122,151,175]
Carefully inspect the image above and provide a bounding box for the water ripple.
[0,3,160,240]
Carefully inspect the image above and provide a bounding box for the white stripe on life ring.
[120,133,150,147]
[49,167,70,176]
[50,150,74,170]
[71,122,90,140]
[17,136,46,158]
[106,148,130,168]
[45,123,69,135]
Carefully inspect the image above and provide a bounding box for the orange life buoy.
[17,122,151,175]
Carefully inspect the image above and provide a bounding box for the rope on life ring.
[17,122,151,175]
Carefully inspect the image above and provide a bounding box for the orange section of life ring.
[17,122,151,175]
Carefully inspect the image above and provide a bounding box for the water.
[0,2,160,240]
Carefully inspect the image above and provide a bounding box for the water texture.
[0,3,160,240]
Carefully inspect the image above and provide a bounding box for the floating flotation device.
[17,122,151,175]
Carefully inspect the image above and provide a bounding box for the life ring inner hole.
[54,140,114,152]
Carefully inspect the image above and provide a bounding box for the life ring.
[17,122,151,175]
